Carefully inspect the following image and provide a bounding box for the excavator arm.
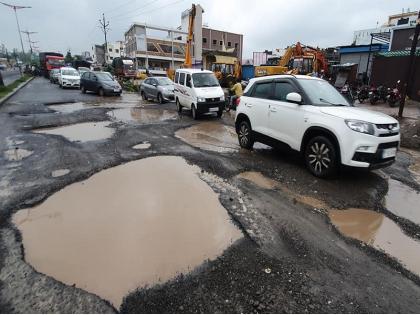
[183,4,196,68]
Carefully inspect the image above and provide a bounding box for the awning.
[214,55,237,64]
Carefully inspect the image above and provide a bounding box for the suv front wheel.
[238,120,254,149]
[304,136,337,178]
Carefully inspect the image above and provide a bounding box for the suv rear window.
[251,82,272,99]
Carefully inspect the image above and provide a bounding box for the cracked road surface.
[1,77,420,313]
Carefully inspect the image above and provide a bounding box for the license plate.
[209,107,219,112]
[382,147,397,159]
[113,89,120,92]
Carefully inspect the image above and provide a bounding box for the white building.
[105,41,125,64]
[353,10,418,46]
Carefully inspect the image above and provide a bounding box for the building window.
[203,37,207,43]
[235,43,238,49]
[115,49,119,53]
[108,48,112,52]
[110,56,114,60]
[228,42,231,47]
[212,39,217,45]
[219,40,222,45]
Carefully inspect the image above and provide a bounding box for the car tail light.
[235,97,241,106]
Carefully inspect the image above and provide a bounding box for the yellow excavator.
[166,4,196,80]
[254,42,327,77]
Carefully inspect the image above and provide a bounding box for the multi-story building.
[353,10,418,45]
[105,41,125,64]
[91,44,105,66]
[124,23,187,72]
[124,4,243,73]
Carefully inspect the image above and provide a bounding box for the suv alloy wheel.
[176,98,182,113]
[238,120,254,149]
[304,136,337,178]
[191,104,198,120]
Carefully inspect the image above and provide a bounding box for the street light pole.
[0,2,31,66]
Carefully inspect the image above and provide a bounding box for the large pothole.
[107,108,178,124]
[33,121,115,142]
[13,156,242,308]
[236,171,420,277]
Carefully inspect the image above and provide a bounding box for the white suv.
[235,75,400,178]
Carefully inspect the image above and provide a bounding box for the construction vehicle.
[112,57,136,79]
[254,42,328,77]
[213,58,242,87]
[166,4,196,80]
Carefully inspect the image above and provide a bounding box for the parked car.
[58,67,80,88]
[77,67,90,76]
[80,71,122,96]
[49,69,60,84]
[140,77,174,103]
[174,69,225,119]
[235,75,400,178]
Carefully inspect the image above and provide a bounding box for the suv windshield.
[192,73,219,88]
[298,78,350,106]
[156,77,173,86]
[62,69,79,76]
[96,72,113,81]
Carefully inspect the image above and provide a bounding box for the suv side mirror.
[152,83,157,87]
[286,92,302,104]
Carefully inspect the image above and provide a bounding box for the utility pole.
[21,30,37,56]
[398,10,420,118]
[99,13,110,66]
[0,2,31,63]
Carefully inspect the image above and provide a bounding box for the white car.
[58,67,80,89]
[174,69,225,119]
[235,75,400,178]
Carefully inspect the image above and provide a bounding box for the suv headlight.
[345,120,375,135]
[220,94,225,101]
[197,97,206,103]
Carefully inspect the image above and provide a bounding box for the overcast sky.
[0,0,418,59]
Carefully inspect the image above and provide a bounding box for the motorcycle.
[387,80,401,108]
[357,85,369,103]
[369,85,388,105]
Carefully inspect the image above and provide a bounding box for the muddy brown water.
[236,171,420,276]
[329,208,420,277]
[13,156,242,307]
[4,148,33,161]
[385,179,420,225]
[33,121,115,142]
[107,108,178,124]
[236,171,279,190]
[176,121,269,153]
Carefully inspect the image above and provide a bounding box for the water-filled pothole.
[236,171,279,190]
[385,179,420,225]
[132,142,151,149]
[33,121,114,142]
[236,171,420,276]
[107,108,178,123]
[51,169,70,178]
[48,102,87,113]
[329,208,420,277]
[13,156,242,307]
[176,122,270,153]
[4,148,33,161]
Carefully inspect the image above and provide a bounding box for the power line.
[21,30,37,55]
[108,0,157,20]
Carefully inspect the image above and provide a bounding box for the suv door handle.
[269,106,277,112]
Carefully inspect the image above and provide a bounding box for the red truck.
[39,52,65,78]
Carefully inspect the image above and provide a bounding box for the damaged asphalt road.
[1,77,420,313]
